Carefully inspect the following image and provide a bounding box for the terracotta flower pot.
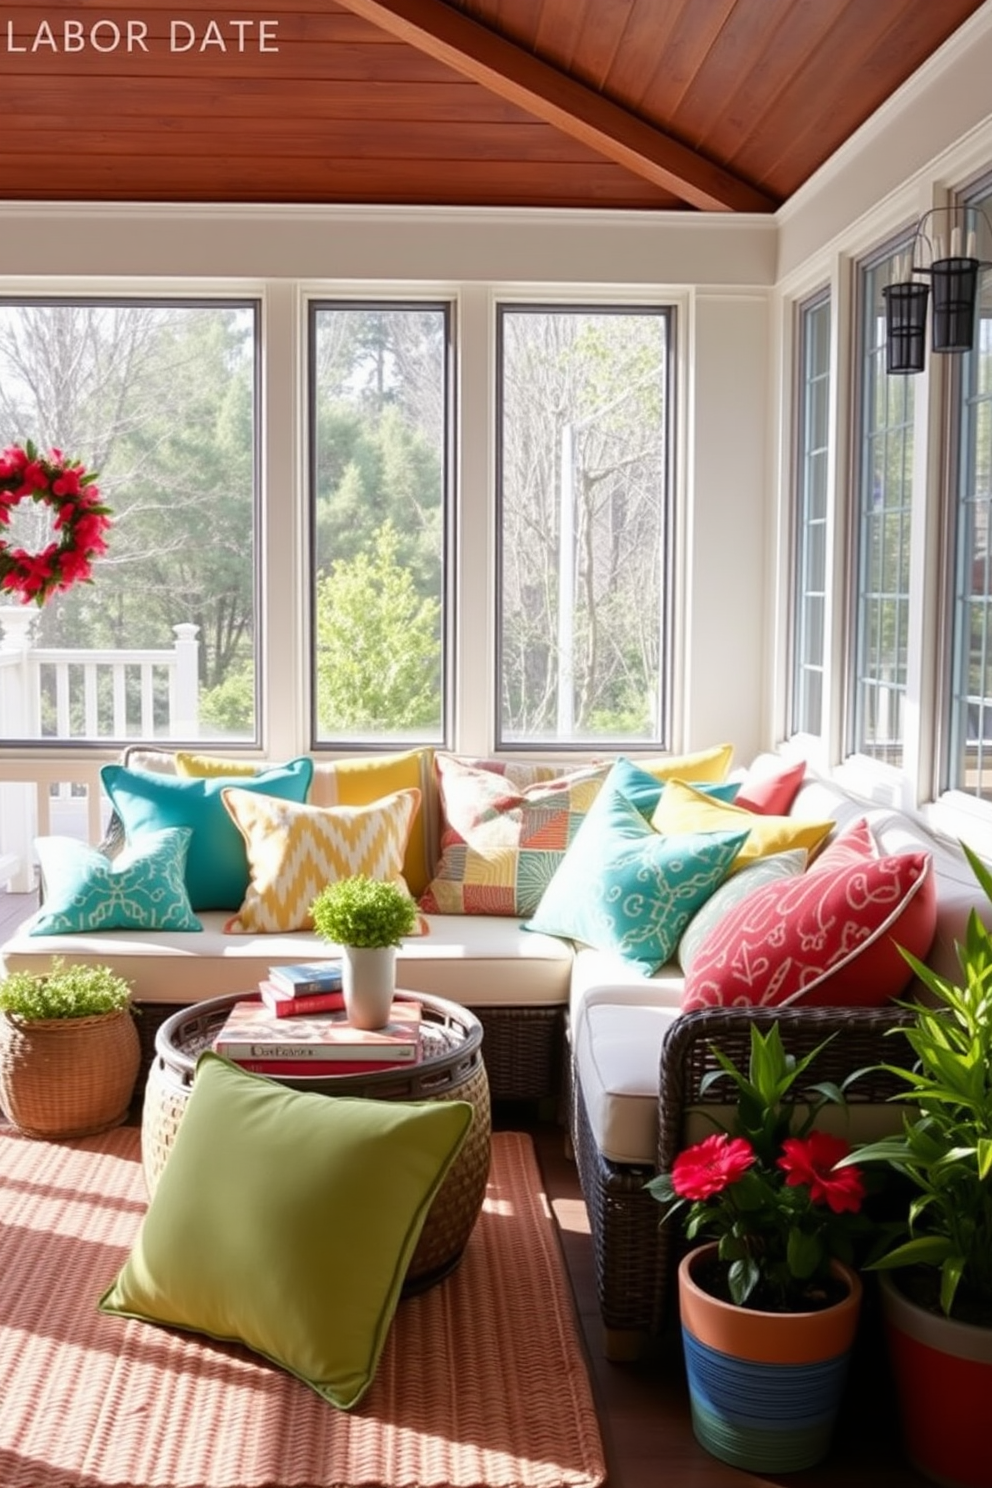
[677,1242,863,1473]
[879,1270,992,1488]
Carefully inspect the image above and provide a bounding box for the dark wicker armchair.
[571,1001,917,1360]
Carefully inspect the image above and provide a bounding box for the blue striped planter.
[678,1244,862,1473]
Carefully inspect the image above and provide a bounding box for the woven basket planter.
[0,1008,141,1139]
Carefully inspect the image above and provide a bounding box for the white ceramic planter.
[341,945,396,1030]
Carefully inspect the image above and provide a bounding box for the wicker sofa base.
[476,1005,564,1104]
[133,998,565,1110]
[571,1001,917,1361]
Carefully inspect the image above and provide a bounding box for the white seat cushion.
[573,1000,682,1166]
[0,912,574,1009]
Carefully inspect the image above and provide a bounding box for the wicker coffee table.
[142,989,491,1291]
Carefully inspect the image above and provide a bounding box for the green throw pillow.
[31,828,202,934]
[100,757,313,911]
[99,1053,473,1410]
[525,784,748,974]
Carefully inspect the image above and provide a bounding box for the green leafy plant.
[0,958,133,1020]
[841,842,992,1325]
[646,1023,878,1312]
[311,875,418,949]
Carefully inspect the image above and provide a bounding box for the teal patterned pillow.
[525,785,747,975]
[32,828,202,934]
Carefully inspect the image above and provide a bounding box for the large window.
[496,304,672,749]
[851,250,917,767]
[791,291,831,737]
[0,300,258,744]
[949,182,992,800]
[309,302,449,746]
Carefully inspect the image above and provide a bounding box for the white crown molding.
[0,199,777,288]
[778,1,992,278]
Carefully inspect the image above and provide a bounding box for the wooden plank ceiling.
[0,0,985,212]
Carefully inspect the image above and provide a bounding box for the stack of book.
[260,960,344,1017]
[212,990,423,1077]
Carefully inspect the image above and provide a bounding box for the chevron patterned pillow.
[221,786,421,934]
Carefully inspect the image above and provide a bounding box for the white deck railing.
[0,605,200,892]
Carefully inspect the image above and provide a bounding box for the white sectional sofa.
[2,743,985,1357]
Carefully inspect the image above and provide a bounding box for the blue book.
[268,961,343,996]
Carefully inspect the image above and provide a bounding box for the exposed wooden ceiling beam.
[335,0,778,212]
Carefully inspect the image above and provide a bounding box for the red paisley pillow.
[681,849,936,1012]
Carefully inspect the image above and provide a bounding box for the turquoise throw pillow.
[525,784,748,974]
[99,1054,474,1410]
[606,754,740,817]
[101,757,313,912]
[31,828,202,934]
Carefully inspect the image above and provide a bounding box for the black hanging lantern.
[930,256,980,352]
[883,205,991,375]
[882,280,930,374]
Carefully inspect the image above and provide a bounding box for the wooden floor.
[0,888,926,1487]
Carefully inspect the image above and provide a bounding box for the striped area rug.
[0,1126,606,1488]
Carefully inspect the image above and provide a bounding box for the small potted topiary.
[0,957,140,1138]
[311,875,418,1030]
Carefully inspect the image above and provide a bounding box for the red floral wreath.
[0,441,112,607]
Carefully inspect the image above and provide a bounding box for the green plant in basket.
[311,875,418,950]
[839,841,992,1325]
[0,958,133,1021]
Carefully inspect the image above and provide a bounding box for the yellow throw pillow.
[310,748,435,898]
[650,777,832,874]
[221,786,421,934]
[175,750,259,778]
[632,743,735,784]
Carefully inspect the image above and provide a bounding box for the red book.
[257,980,346,1018]
[230,1056,417,1077]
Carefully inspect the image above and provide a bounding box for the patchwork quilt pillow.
[31,828,202,934]
[221,786,422,933]
[418,755,612,916]
[681,848,937,1011]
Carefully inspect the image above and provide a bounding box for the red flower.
[52,467,84,497]
[777,1131,866,1214]
[671,1133,756,1201]
[73,512,110,552]
[56,547,93,585]
[0,445,28,477]
[19,460,49,493]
